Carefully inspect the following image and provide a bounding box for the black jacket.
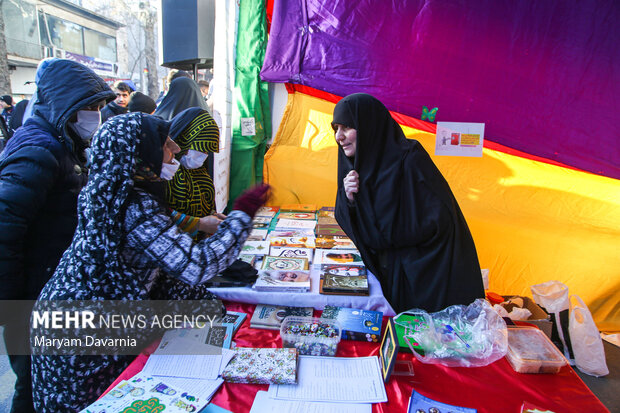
[0,59,114,306]
[100,100,128,123]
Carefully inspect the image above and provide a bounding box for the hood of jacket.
[32,59,115,138]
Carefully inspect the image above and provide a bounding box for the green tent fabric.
[228,0,271,210]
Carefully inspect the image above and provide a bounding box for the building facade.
[2,0,122,97]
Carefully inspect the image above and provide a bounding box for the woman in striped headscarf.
[167,107,220,219]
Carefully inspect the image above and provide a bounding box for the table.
[106,302,609,413]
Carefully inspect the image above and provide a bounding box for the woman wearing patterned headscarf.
[167,107,220,218]
[31,112,269,412]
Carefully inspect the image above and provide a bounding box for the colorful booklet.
[275,218,317,231]
[316,224,347,237]
[237,254,256,266]
[221,347,298,385]
[269,236,316,248]
[267,229,317,239]
[321,306,382,342]
[318,206,335,218]
[314,249,364,266]
[277,212,317,220]
[221,310,247,335]
[315,235,356,250]
[407,390,477,412]
[250,304,314,330]
[320,274,369,296]
[240,240,270,255]
[279,203,317,212]
[247,228,268,241]
[255,206,279,218]
[261,255,309,271]
[252,270,311,292]
[317,215,339,225]
[269,246,314,261]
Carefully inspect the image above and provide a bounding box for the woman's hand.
[343,170,359,202]
[199,213,227,235]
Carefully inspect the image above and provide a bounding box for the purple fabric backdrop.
[261,0,620,179]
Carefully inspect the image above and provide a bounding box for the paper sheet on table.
[250,390,372,413]
[130,371,224,402]
[268,356,387,403]
[142,346,235,379]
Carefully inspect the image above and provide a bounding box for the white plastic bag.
[531,280,573,361]
[569,295,609,377]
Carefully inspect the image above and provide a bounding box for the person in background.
[128,91,157,114]
[7,99,29,138]
[166,107,220,222]
[332,93,484,314]
[100,80,134,122]
[0,59,115,413]
[1,95,13,132]
[197,79,210,100]
[156,69,192,104]
[30,112,269,412]
[154,77,208,121]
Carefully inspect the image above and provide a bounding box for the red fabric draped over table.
[105,302,608,413]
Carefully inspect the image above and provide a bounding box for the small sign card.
[435,122,485,157]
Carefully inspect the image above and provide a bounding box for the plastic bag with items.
[395,299,507,367]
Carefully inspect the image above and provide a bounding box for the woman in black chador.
[332,93,484,313]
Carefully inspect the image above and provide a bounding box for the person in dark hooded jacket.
[0,59,115,413]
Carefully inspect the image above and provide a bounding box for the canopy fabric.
[264,90,620,332]
[261,0,620,180]
[229,0,271,209]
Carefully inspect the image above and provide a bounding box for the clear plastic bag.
[569,295,609,377]
[395,299,507,367]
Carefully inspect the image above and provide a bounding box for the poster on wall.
[435,122,485,157]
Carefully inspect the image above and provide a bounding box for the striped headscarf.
[167,108,220,217]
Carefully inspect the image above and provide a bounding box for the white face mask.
[160,158,180,180]
[179,149,208,169]
[70,110,101,141]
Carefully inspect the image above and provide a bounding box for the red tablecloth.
[105,302,609,413]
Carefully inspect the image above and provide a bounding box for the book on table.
[250,304,314,330]
[279,203,317,212]
[407,390,476,412]
[255,206,279,218]
[252,270,310,292]
[221,347,298,385]
[269,236,316,248]
[261,255,309,271]
[221,310,247,335]
[275,218,317,231]
[276,212,317,220]
[314,249,364,266]
[318,264,369,296]
[321,305,383,342]
[240,240,270,255]
[269,246,314,261]
[315,235,356,249]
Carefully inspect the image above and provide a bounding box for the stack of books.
[252,270,311,292]
[249,304,313,330]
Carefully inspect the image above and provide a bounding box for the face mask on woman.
[180,149,208,169]
[160,158,180,180]
[70,110,101,141]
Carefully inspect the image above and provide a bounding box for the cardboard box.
[502,295,553,338]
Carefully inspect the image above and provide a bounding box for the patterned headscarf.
[55,112,169,297]
[167,108,220,217]
[169,107,219,153]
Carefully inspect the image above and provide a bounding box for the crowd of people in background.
[0,59,254,412]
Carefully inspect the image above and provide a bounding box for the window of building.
[84,28,117,63]
[38,12,117,63]
[2,0,39,59]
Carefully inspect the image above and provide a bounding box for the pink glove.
[232,184,271,218]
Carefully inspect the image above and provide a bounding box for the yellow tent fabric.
[264,91,620,332]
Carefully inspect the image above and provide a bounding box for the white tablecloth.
[208,264,395,316]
